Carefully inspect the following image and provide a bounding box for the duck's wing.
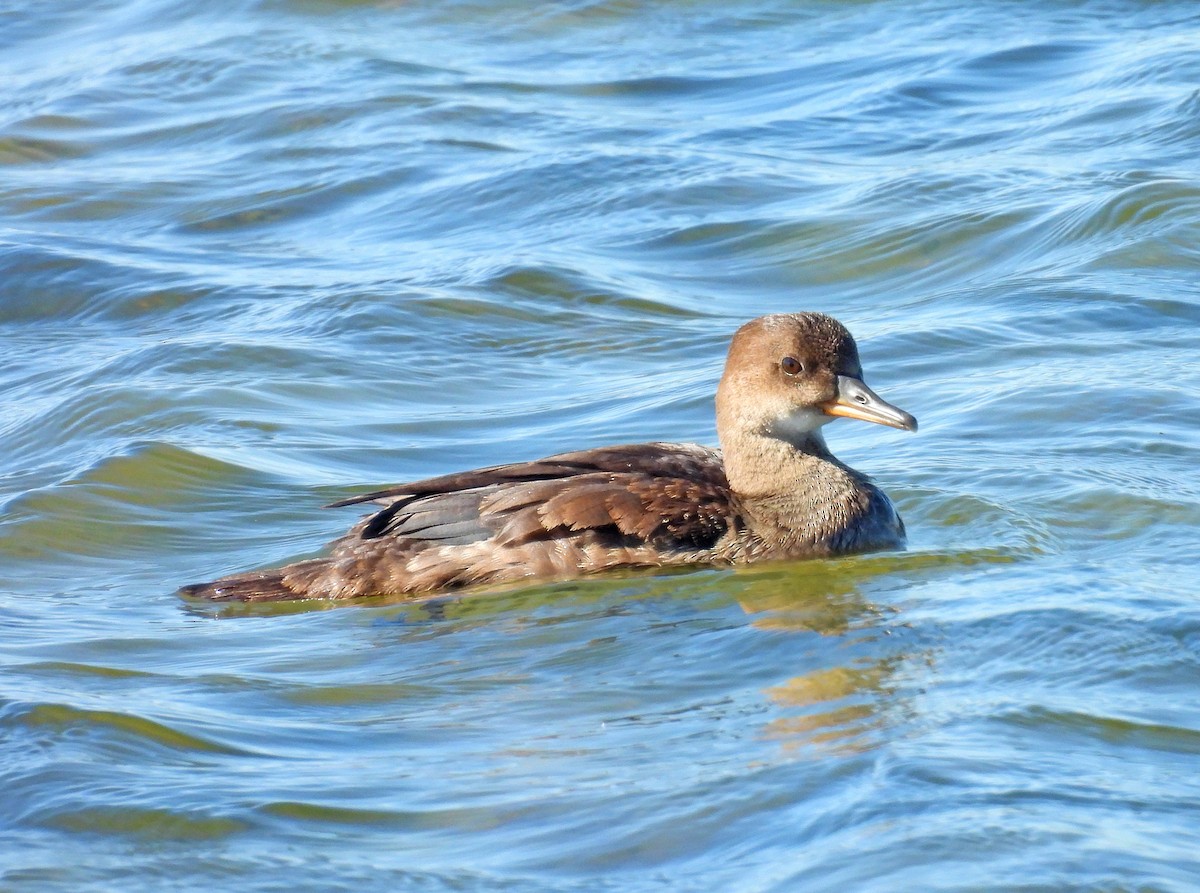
[328,442,733,553]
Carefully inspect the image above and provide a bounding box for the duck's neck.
[720,426,856,500]
[718,424,886,556]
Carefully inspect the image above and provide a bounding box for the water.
[3,0,1200,889]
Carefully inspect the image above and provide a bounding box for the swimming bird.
[181,313,916,602]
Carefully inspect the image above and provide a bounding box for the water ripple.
[2,700,252,757]
[4,1,1200,890]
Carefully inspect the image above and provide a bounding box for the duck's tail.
[178,561,328,603]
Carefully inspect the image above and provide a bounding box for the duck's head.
[715,313,917,447]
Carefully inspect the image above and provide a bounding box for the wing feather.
[332,443,733,556]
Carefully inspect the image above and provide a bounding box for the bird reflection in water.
[198,555,920,757]
[730,562,914,756]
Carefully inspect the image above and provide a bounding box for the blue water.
[3,1,1200,890]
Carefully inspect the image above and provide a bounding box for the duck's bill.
[821,375,918,432]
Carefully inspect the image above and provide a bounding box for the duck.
[181,312,916,602]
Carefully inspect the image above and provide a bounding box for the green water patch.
[259,800,481,831]
[44,806,246,840]
[1,441,298,560]
[16,661,159,681]
[284,680,445,707]
[8,702,251,757]
[1054,178,1200,244]
[905,485,1054,555]
[635,205,1039,291]
[1007,706,1200,757]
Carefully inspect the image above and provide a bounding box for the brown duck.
[182,313,916,602]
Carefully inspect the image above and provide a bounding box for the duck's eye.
[780,356,803,375]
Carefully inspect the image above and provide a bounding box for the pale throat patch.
[769,407,833,442]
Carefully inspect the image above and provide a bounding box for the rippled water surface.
[4,1,1200,890]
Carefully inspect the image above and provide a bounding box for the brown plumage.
[180,313,917,603]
